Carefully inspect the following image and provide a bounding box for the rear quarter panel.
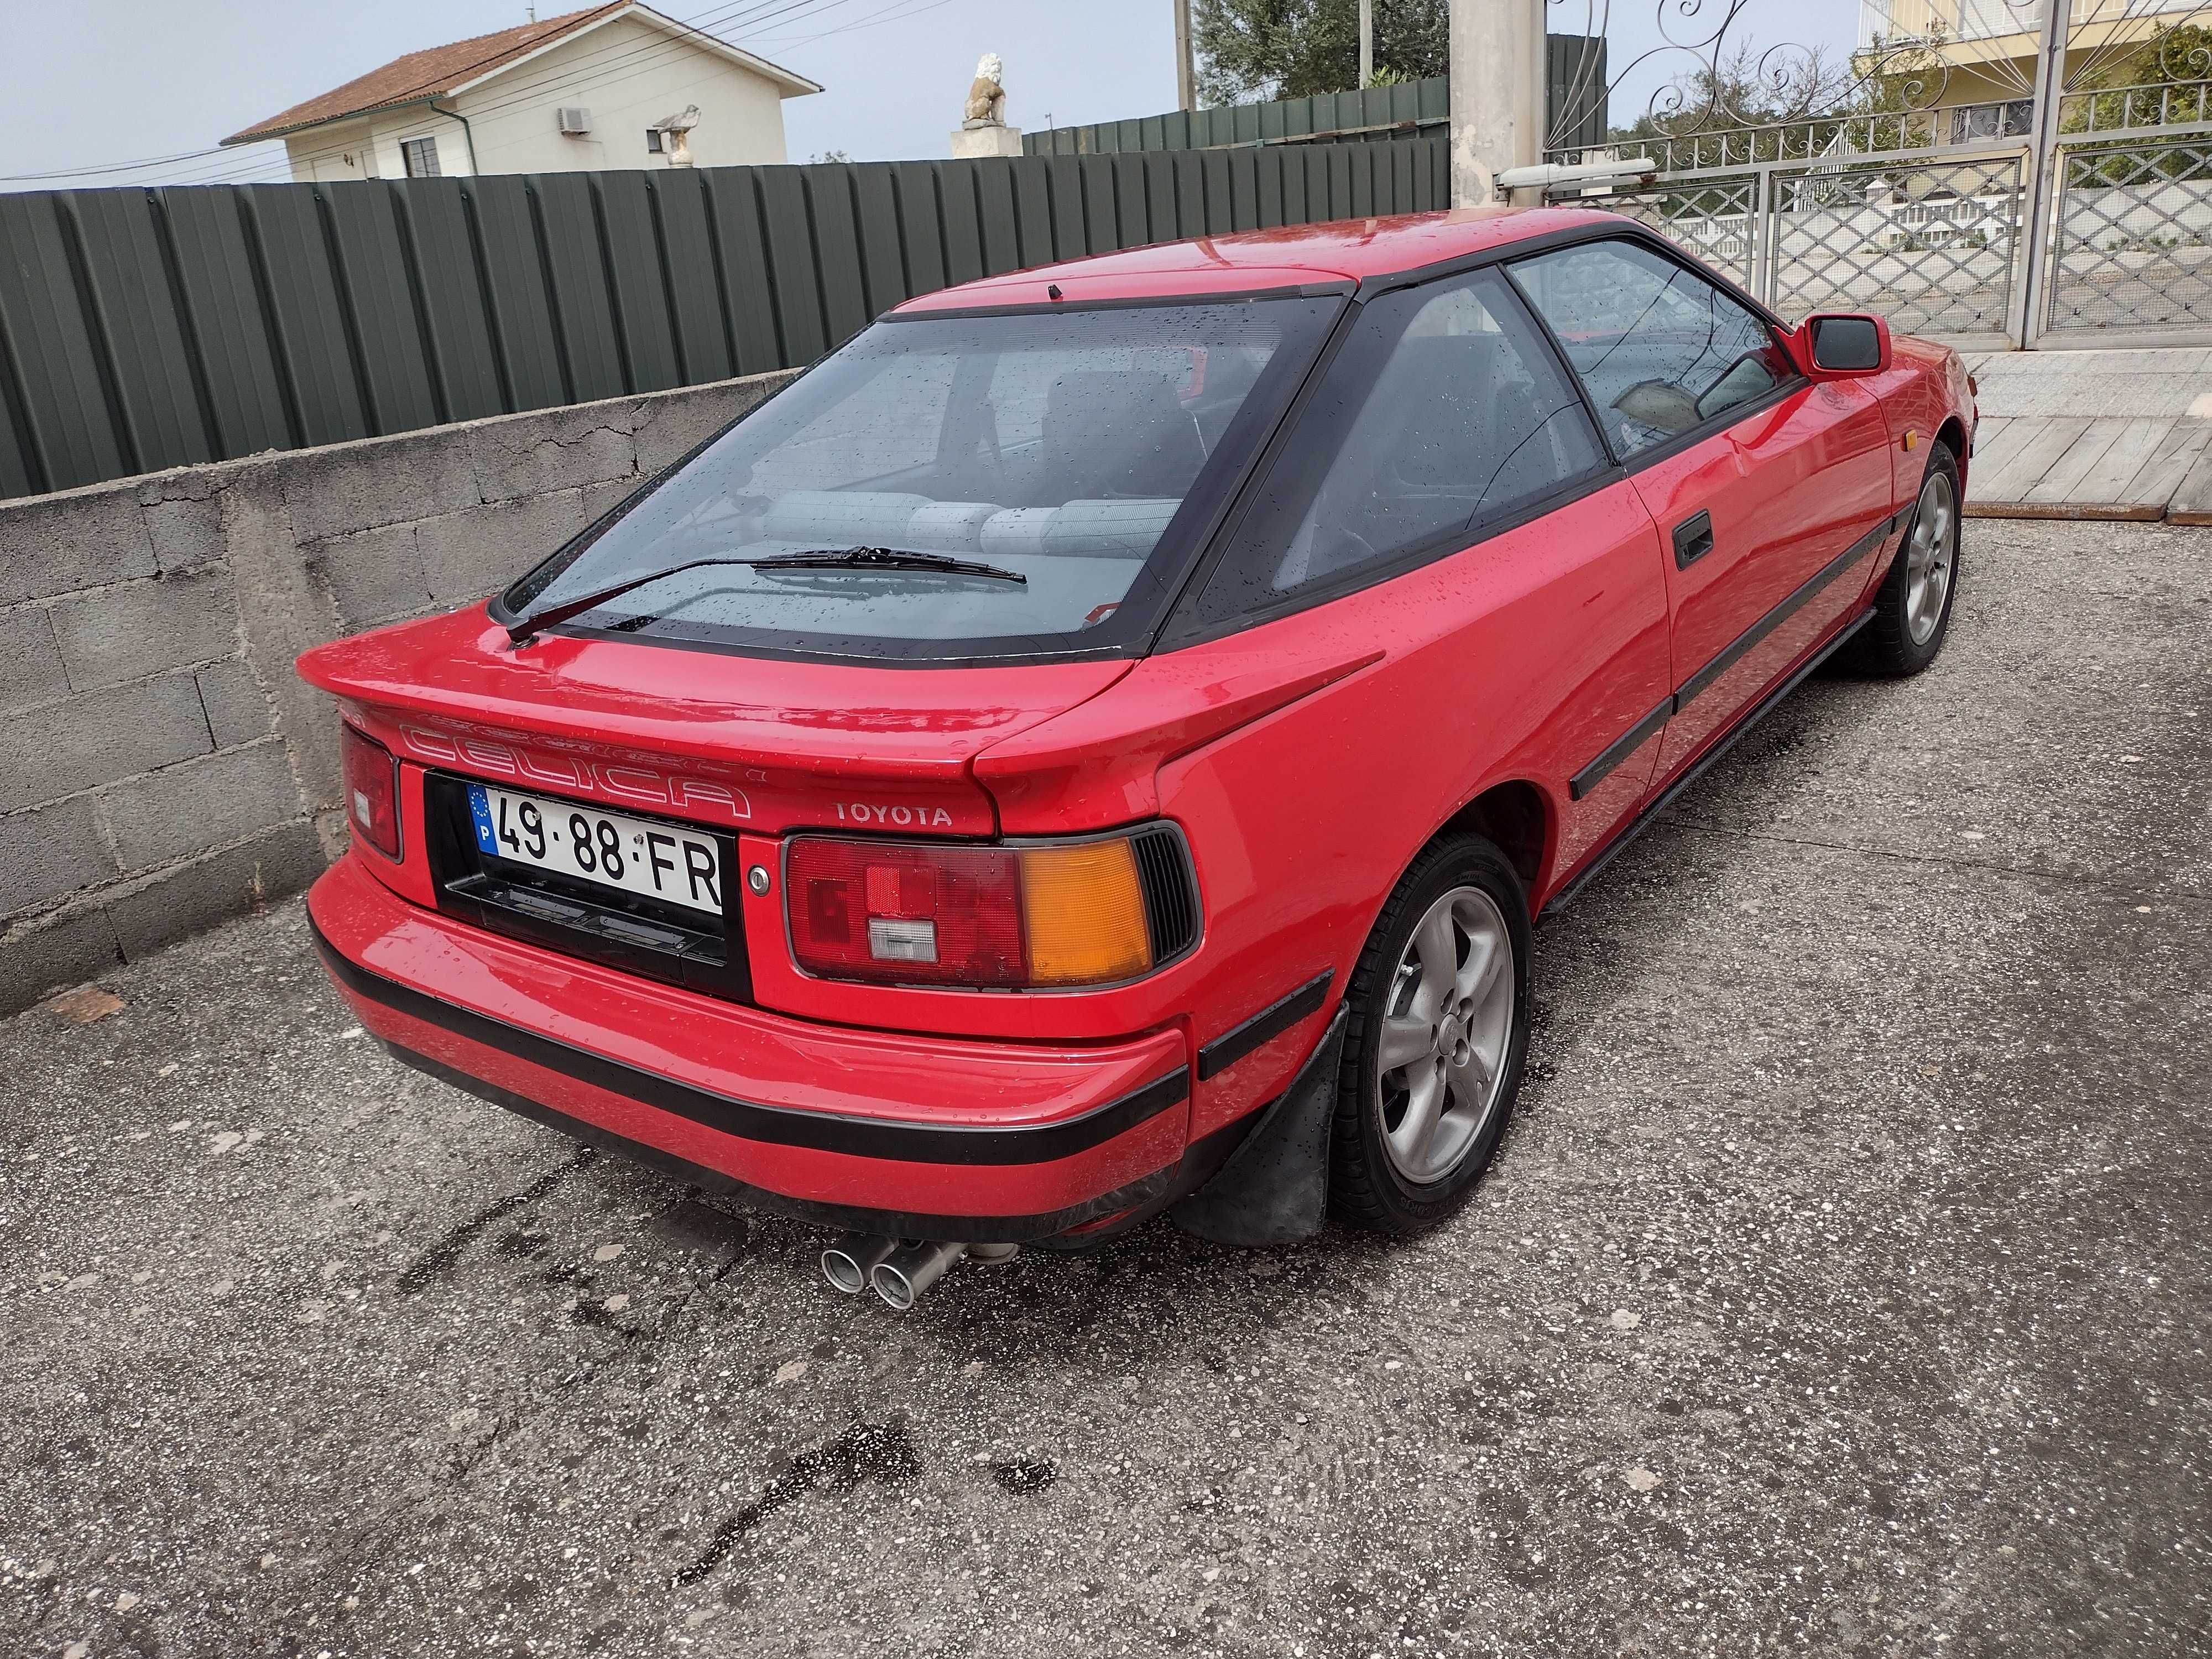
[1135,479,1672,1138]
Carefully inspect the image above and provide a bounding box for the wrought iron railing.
[2058,77,2212,132]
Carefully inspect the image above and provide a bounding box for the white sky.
[1,0,1862,192]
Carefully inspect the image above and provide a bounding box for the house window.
[646,128,664,154]
[402,137,441,178]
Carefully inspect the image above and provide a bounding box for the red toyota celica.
[301,207,1974,1307]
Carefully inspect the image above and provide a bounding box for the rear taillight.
[785,827,1197,989]
[341,724,401,860]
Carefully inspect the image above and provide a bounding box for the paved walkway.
[1963,347,2212,523]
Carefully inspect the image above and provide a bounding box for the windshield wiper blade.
[748,546,1027,583]
[503,546,1025,646]
[505,556,769,647]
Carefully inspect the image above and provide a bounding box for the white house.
[221,2,822,182]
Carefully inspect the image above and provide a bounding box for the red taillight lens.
[340,724,401,860]
[785,832,1190,990]
[787,839,1026,987]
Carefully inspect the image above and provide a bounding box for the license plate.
[466,785,725,915]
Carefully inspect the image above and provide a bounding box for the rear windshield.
[497,296,1340,661]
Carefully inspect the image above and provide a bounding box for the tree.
[1610,41,1856,144]
[2067,22,2212,131]
[1191,0,1448,106]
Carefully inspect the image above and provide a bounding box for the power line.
[13,0,960,192]
[3,0,823,189]
[451,0,850,126]
[748,0,956,49]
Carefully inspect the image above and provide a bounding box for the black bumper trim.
[310,917,1187,1168]
[1197,971,1334,1082]
[375,1039,1191,1244]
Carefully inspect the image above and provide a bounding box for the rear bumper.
[307,853,1193,1240]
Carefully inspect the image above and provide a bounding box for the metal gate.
[2044,131,2212,337]
[1540,0,2212,348]
[1593,149,2031,343]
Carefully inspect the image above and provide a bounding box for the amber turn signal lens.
[1020,840,1153,986]
[783,832,1167,988]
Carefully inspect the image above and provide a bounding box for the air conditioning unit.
[557,106,593,136]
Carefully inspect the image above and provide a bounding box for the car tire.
[1848,442,1961,677]
[1328,833,1531,1235]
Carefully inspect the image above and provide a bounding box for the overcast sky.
[2,0,1861,192]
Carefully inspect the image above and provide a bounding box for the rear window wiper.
[504,546,1024,647]
[750,546,1027,583]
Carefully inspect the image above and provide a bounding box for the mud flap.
[1170,1007,1347,1249]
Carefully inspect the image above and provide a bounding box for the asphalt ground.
[5,518,2209,1659]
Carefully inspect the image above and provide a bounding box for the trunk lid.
[298,607,1132,837]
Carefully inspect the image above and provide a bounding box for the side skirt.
[1540,606,1874,919]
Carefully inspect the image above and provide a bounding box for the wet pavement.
[4,518,2209,1658]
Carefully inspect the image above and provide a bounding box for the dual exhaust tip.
[821,1234,1016,1309]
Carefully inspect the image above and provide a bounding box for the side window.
[1510,240,1796,458]
[1193,268,1608,624]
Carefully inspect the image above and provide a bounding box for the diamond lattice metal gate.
[1569,152,2028,343]
[1768,153,2028,341]
[1591,176,1759,288]
[1536,0,2212,348]
[2042,134,2212,338]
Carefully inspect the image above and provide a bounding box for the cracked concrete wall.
[0,369,795,1013]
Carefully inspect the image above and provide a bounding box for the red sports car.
[301,207,1974,1307]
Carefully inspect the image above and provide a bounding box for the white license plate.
[467,785,725,916]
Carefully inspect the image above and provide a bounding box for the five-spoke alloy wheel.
[1331,834,1530,1233]
[1374,886,1515,1184]
[1851,441,1962,676]
[1901,466,1956,646]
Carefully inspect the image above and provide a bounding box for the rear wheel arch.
[1438,780,1551,896]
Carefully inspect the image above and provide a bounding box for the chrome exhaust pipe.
[872,1240,968,1310]
[821,1232,898,1294]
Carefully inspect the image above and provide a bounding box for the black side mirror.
[1810,316,1884,372]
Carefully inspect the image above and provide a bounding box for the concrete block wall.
[0,369,794,1014]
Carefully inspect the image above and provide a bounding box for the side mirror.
[1795,312,1891,376]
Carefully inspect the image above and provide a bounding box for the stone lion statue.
[963,53,1006,126]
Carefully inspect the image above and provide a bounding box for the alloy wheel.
[1903,469,1956,646]
[1373,885,1516,1185]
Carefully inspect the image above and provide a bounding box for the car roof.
[891,206,1623,314]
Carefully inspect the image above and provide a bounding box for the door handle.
[1673,510,1715,569]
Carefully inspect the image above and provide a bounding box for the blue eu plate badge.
[466,785,498,855]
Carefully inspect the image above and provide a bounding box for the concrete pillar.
[1450,0,1548,208]
[1175,0,1196,112]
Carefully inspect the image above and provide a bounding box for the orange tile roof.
[222,4,629,145]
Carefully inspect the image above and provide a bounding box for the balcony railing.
[2059,78,2212,132]
[1547,78,2212,173]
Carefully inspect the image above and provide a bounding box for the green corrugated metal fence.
[0,132,1448,501]
[1021,41,1606,160]
[1025,79,1451,156]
